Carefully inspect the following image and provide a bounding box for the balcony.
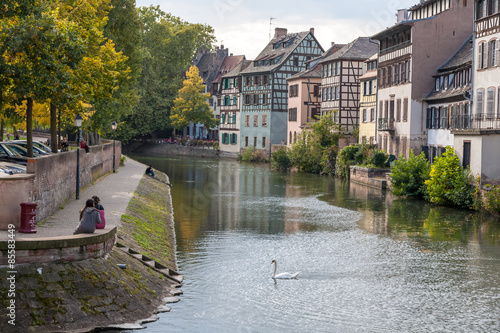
[378,118,395,131]
[475,12,500,37]
[450,113,500,131]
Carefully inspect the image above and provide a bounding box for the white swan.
[271,260,299,279]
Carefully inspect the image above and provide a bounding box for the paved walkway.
[0,156,146,241]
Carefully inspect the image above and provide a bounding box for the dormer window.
[435,78,440,92]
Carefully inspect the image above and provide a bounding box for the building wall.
[359,74,377,144]
[287,76,321,146]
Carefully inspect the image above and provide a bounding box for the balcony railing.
[448,113,500,130]
[379,40,412,56]
[378,118,395,131]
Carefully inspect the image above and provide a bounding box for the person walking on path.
[74,198,101,234]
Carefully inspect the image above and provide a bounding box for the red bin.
[20,203,37,233]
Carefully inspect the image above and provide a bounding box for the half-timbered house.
[218,59,252,156]
[372,1,473,158]
[239,28,324,157]
[211,55,246,140]
[318,37,378,136]
[358,54,378,145]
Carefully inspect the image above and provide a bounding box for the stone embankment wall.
[0,140,121,230]
[127,141,219,158]
[0,171,179,332]
[350,166,390,189]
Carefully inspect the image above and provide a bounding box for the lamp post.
[75,114,83,200]
[111,121,117,173]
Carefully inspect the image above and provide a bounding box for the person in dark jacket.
[92,196,106,229]
[74,198,101,234]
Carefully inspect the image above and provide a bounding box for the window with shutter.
[403,98,408,122]
[476,89,484,115]
[426,108,431,129]
[487,88,495,117]
[232,113,236,124]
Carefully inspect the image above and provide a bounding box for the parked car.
[10,141,51,155]
[0,142,30,165]
[3,143,43,157]
[0,161,26,174]
[16,140,54,154]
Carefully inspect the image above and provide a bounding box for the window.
[262,75,268,85]
[262,94,267,105]
[289,108,297,122]
[253,136,257,147]
[476,89,484,115]
[487,87,495,117]
[245,76,252,86]
[362,109,368,122]
[233,96,237,106]
[370,108,375,122]
[245,95,250,105]
[312,107,320,120]
[245,115,250,127]
[245,136,249,147]
[489,40,497,67]
[289,84,299,97]
[478,42,486,69]
[262,137,266,148]
[253,115,259,127]
[232,113,236,124]
[463,141,471,168]
[224,95,230,106]
[254,75,260,85]
[293,57,299,67]
[262,114,268,127]
[403,98,408,122]
[232,134,237,145]
[396,99,402,122]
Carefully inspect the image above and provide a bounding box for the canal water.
[129,155,500,332]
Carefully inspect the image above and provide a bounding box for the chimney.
[274,27,287,38]
[397,9,408,23]
[331,42,335,46]
[309,28,315,36]
[230,53,233,56]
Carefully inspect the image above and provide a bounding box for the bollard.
[19,203,37,233]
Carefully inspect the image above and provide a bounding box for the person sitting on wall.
[92,196,106,229]
[60,138,69,152]
[74,198,101,234]
[145,165,155,178]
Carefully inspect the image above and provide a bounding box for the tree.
[171,66,218,131]
[123,6,216,140]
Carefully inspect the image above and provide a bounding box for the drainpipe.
[369,38,380,148]
[307,78,311,123]
[468,5,476,114]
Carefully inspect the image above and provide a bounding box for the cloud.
[136,0,418,58]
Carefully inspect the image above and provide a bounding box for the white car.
[0,161,27,174]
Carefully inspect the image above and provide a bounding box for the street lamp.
[111,121,117,173]
[75,114,83,200]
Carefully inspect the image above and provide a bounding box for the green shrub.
[120,156,126,166]
[390,149,430,198]
[271,146,291,171]
[425,146,474,208]
[240,146,262,162]
[483,183,500,212]
[288,133,323,173]
[213,141,219,151]
[369,150,388,167]
[321,146,338,175]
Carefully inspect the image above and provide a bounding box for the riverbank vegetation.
[271,113,387,176]
[389,147,500,213]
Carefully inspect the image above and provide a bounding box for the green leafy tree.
[271,146,291,171]
[425,146,474,208]
[390,149,431,198]
[125,6,215,140]
[171,65,218,131]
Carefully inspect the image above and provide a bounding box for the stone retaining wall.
[350,166,390,189]
[0,141,121,230]
[0,228,117,265]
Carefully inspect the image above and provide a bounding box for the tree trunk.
[50,103,57,153]
[57,109,61,149]
[0,88,3,140]
[27,97,33,157]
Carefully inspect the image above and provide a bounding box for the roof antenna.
[269,17,276,41]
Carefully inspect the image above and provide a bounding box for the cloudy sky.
[135,0,417,59]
